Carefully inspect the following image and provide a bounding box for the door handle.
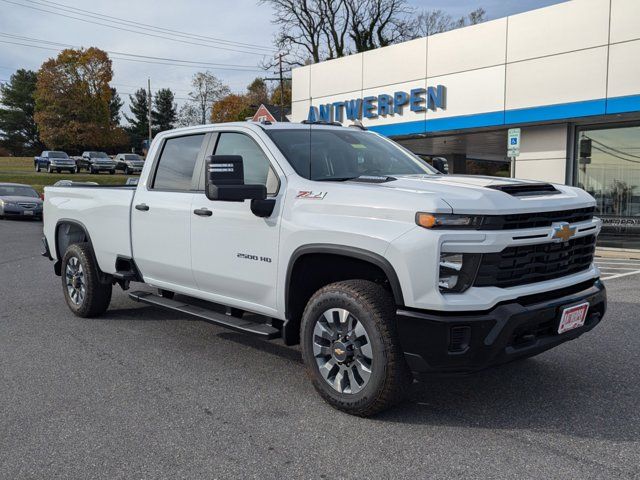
[135,203,149,211]
[193,208,213,217]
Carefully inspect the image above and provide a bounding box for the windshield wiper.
[314,176,358,182]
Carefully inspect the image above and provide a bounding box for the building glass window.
[576,124,640,248]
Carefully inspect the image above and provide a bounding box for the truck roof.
[156,121,356,138]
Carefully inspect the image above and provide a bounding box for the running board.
[128,291,280,339]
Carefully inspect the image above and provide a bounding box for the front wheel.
[35,163,40,172]
[61,242,112,317]
[109,169,115,175]
[300,280,411,416]
[47,164,53,173]
[124,166,130,175]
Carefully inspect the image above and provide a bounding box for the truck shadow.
[381,357,639,443]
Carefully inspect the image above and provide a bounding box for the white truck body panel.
[43,122,601,320]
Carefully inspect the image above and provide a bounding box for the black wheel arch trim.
[53,219,110,283]
[284,243,405,316]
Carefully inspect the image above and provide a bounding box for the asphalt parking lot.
[1,219,639,479]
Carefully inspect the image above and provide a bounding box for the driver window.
[215,132,279,195]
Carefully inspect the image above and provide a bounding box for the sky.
[0,0,566,121]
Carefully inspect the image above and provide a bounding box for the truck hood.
[347,174,595,215]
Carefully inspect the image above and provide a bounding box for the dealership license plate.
[558,302,589,334]
[23,210,34,216]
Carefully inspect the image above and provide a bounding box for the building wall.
[291,0,640,183]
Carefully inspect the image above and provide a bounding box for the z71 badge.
[296,191,327,199]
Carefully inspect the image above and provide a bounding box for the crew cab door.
[131,132,212,291]
[190,129,284,314]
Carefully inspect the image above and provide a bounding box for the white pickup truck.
[42,122,606,416]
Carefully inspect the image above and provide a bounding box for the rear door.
[190,129,284,313]
[131,132,212,291]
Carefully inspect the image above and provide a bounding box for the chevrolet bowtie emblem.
[334,348,345,356]
[552,222,576,242]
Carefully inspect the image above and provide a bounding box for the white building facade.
[290,0,640,248]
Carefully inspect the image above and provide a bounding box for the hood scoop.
[486,183,560,197]
[349,175,396,184]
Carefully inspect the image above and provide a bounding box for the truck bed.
[43,185,135,274]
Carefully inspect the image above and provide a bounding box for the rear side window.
[153,134,205,190]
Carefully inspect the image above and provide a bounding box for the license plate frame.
[23,210,34,216]
[558,302,589,334]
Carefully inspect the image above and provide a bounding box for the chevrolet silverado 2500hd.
[42,122,606,416]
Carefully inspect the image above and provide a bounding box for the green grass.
[0,157,130,194]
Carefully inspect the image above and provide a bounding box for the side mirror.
[432,157,449,174]
[205,155,276,218]
[205,155,266,201]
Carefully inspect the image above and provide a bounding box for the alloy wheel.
[313,308,373,394]
[65,256,86,305]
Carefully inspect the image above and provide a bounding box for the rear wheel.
[301,280,411,416]
[61,242,112,317]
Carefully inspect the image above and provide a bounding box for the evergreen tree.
[0,69,43,155]
[124,88,149,149]
[152,88,177,132]
[109,87,124,126]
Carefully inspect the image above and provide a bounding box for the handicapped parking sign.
[507,128,521,157]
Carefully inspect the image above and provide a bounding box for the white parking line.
[600,270,640,280]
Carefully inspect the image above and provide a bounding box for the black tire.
[35,163,40,172]
[61,242,112,317]
[124,166,129,175]
[90,166,95,174]
[47,164,53,173]
[300,280,411,417]
[109,169,115,175]
[56,168,61,173]
[158,289,174,299]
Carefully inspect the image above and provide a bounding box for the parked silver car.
[0,183,43,220]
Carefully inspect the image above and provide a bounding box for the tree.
[261,0,486,65]
[109,87,124,125]
[152,88,177,132]
[0,69,43,155]
[124,88,149,150]
[177,103,200,127]
[210,94,253,123]
[188,71,230,125]
[247,78,269,106]
[34,47,127,151]
[270,83,292,107]
[415,7,486,37]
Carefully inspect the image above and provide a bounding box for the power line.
[591,145,640,165]
[27,0,276,53]
[0,32,262,70]
[0,38,265,73]
[587,136,640,160]
[0,0,271,57]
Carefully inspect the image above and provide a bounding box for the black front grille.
[480,207,594,230]
[474,234,596,288]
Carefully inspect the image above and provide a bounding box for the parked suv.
[34,151,77,173]
[42,122,606,416]
[114,153,145,175]
[78,151,116,174]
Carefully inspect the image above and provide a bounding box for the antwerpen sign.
[307,85,446,123]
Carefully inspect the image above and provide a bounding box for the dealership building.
[290,0,640,249]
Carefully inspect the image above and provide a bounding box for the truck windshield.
[124,154,141,160]
[48,152,68,158]
[90,152,109,158]
[266,127,437,181]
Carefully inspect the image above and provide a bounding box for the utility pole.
[147,78,152,145]
[278,53,284,122]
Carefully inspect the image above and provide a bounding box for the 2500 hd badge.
[41,121,606,417]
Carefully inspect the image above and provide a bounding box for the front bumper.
[49,163,76,171]
[397,278,606,378]
[2,206,42,217]
[92,164,116,170]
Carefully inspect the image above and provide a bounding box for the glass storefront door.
[576,123,640,249]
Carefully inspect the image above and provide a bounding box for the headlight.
[416,212,484,229]
[439,252,482,293]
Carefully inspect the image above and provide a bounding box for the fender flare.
[284,243,405,316]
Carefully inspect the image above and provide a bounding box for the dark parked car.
[114,153,145,175]
[34,151,77,173]
[0,183,43,220]
[78,151,117,174]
